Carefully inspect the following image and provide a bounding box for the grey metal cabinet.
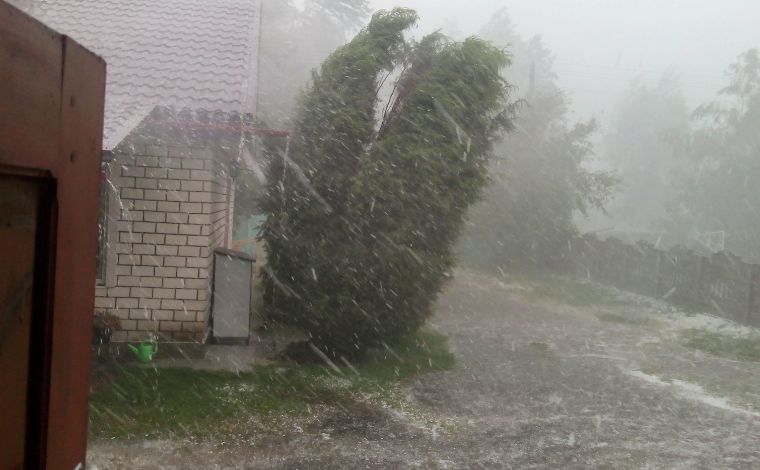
[210,248,254,344]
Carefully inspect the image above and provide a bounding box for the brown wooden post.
[1,2,106,468]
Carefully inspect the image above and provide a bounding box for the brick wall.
[95,144,232,342]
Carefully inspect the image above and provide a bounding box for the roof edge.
[243,0,263,118]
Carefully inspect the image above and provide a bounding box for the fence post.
[747,265,758,325]
[696,256,705,304]
[654,251,662,297]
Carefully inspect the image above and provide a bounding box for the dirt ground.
[87,270,760,469]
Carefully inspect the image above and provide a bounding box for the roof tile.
[28,0,261,149]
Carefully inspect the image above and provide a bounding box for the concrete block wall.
[94,144,232,342]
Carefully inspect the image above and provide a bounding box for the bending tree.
[261,8,513,356]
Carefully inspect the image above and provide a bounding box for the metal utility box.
[0,1,106,467]
[210,248,255,344]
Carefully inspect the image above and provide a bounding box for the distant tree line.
[461,8,760,270]
[458,10,615,271]
[598,48,760,262]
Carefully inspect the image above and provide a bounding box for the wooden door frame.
[1,2,106,467]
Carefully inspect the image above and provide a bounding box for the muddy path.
[87,270,760,469]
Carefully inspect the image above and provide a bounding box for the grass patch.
[522,341,558,360]
[595,311,653,326]
[522,274,624,307]
[681,329,760,362]
[89,330,454,440]
[637,364,672,383]
[464,266,626,308]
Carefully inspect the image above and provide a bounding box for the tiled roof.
[27,0,262,149]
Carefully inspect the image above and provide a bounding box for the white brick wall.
[95,144,233,342]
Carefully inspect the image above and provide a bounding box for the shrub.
[261,8,513,356]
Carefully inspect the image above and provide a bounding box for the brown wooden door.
[1,1,106,467]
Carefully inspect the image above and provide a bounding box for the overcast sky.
[369,0,760,126]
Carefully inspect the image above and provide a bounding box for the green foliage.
[459,12,615,270]
[261,8,513,355]
[89,330,454,439]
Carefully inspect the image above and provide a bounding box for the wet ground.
[88,270,760,469]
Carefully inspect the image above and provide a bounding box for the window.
[95,163,109,285]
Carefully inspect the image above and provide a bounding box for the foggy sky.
[370,0,760,127]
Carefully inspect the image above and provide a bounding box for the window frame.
[95,151,115,286]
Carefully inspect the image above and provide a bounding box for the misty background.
[256,0,760,265]
[370,0,759,121]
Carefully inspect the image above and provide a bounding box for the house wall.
[94,144,232,342]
